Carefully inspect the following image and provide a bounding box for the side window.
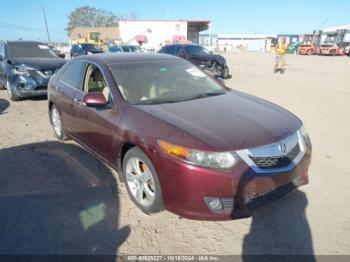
[84,64,113,104]
[121,46,130,52]
[166,45,176,55]
[60,61,86,90]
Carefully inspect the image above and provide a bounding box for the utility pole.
[42,7,51,43]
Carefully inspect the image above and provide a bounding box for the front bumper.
[151,143,311,221]
[200,64,232,79]
[10,75,49,98]
[299,48,316,55]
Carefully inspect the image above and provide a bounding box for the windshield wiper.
[131,99,179,105]
[132,91,225,105]
[183,91,225,101]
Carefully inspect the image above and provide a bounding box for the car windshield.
[81,43,98,50]
[184,45,211,55]
[121,46,130,52]
[129,46,141,52]
[7,42,57,59]
[109,59,226,105]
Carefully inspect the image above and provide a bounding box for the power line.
[42,7,51,43]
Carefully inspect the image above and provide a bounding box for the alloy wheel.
[125,157,155,207]
[51,106,63,138]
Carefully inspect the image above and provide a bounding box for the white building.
[217,34,276,52]
[119,20,210,50]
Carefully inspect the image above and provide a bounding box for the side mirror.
[83,92,108,108]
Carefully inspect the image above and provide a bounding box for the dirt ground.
[0,52,349,256]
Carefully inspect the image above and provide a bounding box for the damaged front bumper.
[200,63,232,79]
[8,71,52,98]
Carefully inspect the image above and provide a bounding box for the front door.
[71,63,119,164]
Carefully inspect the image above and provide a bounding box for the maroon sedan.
[48,53,312,220]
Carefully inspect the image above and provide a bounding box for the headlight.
[12,67,30,76]
[299,125,311,146]
[158,140,239,169]
[87,51,93,55]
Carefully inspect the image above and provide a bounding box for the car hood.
[9,57,66,71]
[136,91,302,152]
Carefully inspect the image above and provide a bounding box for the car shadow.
[27,95,48,101]
[0,141,130,256]
[0,98,10,114]
[232,172,315,261]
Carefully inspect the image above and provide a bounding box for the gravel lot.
[0,52,349,256]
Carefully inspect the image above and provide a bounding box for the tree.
[66,6,119,35]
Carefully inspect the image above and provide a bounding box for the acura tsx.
[47,53,312,220]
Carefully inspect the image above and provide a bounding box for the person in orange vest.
[274,37,288,74]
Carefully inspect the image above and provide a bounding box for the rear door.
[56,60,87,133]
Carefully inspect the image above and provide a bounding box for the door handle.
[73,98,85,106]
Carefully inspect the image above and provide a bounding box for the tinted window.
[81,43,97,50]
[72,45,80,51]
[121,46,130,52]
[7,42,57,59]
[60,61,86,90]
[161,45,176,55]
[184,45,210,55]
[109,46,122,52]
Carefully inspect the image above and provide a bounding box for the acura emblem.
[279,143,287,154]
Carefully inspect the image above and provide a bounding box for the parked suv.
[0,41,66,101]
[159,44,231,79]
[70,43,103,58]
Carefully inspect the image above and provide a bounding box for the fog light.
[204,197,223,212]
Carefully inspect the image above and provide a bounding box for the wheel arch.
[117,142,137,182]
[48,100,54,124]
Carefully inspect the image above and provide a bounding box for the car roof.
[6,40,45,45]
[74,53,182,65]
[164,43,200,47]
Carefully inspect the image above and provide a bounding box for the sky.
[0,0,349,42]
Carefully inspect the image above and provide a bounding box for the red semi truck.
[299,31,321,55]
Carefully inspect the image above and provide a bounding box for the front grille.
[35,86,47,91]
[249,143,300,169]
[244,182,297,211]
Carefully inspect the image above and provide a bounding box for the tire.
[6,80,20,101]
[50,104,67,141]
[222,66,230,79]
[123,147,164,214]
[0,79,5,90]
